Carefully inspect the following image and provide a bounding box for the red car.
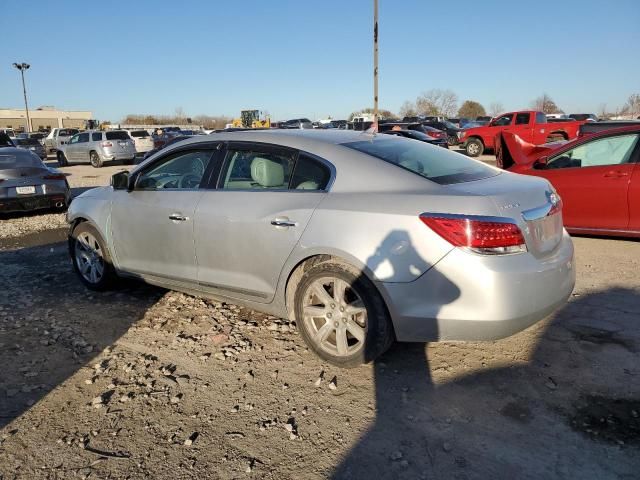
[496,126,640,237]
[459,110,584,157]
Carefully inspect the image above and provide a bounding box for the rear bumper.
[100,150,136,161]
[0,193,69,213]
[380,231,575,342]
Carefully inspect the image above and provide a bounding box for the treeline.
[122,114,233,129]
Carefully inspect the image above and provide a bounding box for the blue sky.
[2,0,639,121]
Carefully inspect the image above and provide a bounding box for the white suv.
[126,129,154,155]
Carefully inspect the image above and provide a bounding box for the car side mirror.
[533,157,548,169]
[111,171,132,190]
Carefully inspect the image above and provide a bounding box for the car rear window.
[0,152,43,169]
[343,137,499,185]
[130,130,150,138]
[106,131,130,140]
[59,129,79,136]
[16,138,41,146]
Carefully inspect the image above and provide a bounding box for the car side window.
[535,112,547,123]
[291,153,331,190]
[221,148,295,190]
[91,132,102,141]
[493,114,513,126]
[78,133,90,143]
[515,113,530,125]
[547,134,640,170]
[69,135,79,144]
[136,150,214,190]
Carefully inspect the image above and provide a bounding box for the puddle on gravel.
[569,396,640,446]
[0,227,68,250]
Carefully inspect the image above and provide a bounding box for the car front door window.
[547,134,639,169]
[137,150,213,190]
[493,114,514,126]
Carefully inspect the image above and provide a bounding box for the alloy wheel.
[301,277,367,357]
[75,232,105,284]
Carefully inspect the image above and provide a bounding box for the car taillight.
[420,214,527,254]
[43,174,66,180]
[102,141,113,147]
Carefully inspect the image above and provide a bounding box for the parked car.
[421,120,463,146]
[57,130,136,168]
[0,147,70,213]
[569,113,598,122]
[13,137,47,159]
[495,126,640,237]
[579,120,640,136]
[447,118,471,128]
[476,116,492,122]
[459,111,584,157]
[16,132,46,144]
[44,128,80,153]
[67,129,575,367]
[381,128,448,148]
[462,121,489,129]
[0,128,17,138]
[125,129,155,156]
[380,121,448,141]
[279,118,313,129]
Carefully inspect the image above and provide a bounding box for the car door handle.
[271,217,297,228]
[603,171,629,178]
[169,213,188,221]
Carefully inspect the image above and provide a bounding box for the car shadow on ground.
[0,239,165,429]
[332,284,640,479]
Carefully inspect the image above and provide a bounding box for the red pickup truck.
[458,110,584,157]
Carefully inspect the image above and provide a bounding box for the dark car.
[13,137,47,159]
[279,118,313,129]
[0,147,70,213]
[140,135,191,163]
[380,121,448,141]
[422,120,463,146]
[382,128,449,148]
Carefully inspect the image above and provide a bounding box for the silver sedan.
[67,130,575,367]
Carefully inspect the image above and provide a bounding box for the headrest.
[251,157,284,187]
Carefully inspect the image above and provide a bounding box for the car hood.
[75,186,112,199]
[496,131,566,169]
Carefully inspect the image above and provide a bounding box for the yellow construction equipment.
[231,110,271,129]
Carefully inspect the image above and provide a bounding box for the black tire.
[69,223,117,291]
[90,151,103,168]
[465,138,484,157]
[57,151,68,167]
[294,260,394,368]
[447,135,457,146]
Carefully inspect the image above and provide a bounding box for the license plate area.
[16,186,36,195]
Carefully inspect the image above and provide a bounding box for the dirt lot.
[1,157,639,479]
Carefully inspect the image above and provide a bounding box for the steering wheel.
[179,174,201,189]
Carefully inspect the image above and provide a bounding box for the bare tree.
[489,102,504,117]
[399,101,417,118]
[349,108,396,121]
[415,89,458,117]
[597,103,608,119]
[174,107,185,121]
[623,94,640,118]
[530,94,563,114]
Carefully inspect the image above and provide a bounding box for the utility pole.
[12,62,31,133]
[373,0,379,132]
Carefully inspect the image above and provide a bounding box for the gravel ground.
[1,154,638,479]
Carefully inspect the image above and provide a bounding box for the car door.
[65,134,81,160]
[75,132,90,162]
[110,146,220,281]
[531,132,640,230]
[194,144,332,302]
[628,162,640,232]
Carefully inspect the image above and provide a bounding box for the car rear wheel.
[90,151,103,168]
[465,138,484,157]
[294,260,394,368]
[57,151,68,167]
[70,223,116,291]
[447,135,457,146]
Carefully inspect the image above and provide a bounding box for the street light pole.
[12,62,31,133]
[373,0,379,132]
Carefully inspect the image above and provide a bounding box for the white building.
[0,106,93,132]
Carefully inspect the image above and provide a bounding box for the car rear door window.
[547,134,640,169]
[136,150,214,190]
[92,132,102,141]
[515,113,530,125]
[221,148,295,190]
[78,133,90,143]
[291,153,331,190]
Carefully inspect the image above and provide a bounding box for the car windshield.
[59,129,79,136]
[0,152,43,169]
[343,137,499,185]
[130,130,150,138]
[106,131,130,140]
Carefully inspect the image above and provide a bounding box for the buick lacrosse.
[67,130,575,367]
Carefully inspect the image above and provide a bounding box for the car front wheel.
[294,260,394,368]
[57,151,68,167]
[70,223,116,291]
[465,138,484,157]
